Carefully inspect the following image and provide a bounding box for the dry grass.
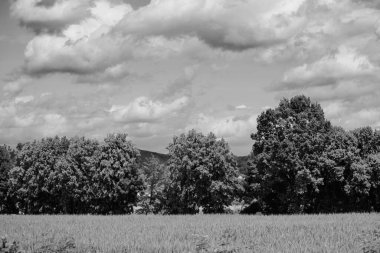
[0,213,379,253]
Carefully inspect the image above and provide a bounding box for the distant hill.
[138,149,169,164]
[138,149,252,174]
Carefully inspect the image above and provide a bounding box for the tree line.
[0,95,379,214]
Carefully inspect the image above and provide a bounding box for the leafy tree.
[246,95,380,214]
[8,136,70,214]
[246,95,332,214]
[63,137,101,213]
[164,129,242,214]
[51,136,100,214]
[367,153,380,211]
[0,145,16,213]
[90,133,144,214]
[138,155,169,214]
[352,127,379,157]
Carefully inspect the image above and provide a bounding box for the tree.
[8,136,70,214]
[164,129,242,214]
[246,95,332,214]
[352,127,378,157]
[138,155,169,214]
[0,145,16,213]
[51,136,100,214]
[90,133,144,214]
[366,153,380,211]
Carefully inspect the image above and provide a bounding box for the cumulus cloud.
[10,0,380,79]
[11,0,91,33]
[279,46,378,89]
[110,96,189,123]
[22,0,133,76]
[117,0,307,51]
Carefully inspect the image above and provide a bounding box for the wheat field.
[0,213,379,253]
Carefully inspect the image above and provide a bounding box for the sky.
[0,0,380,155]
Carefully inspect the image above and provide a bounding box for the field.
[1,213,379,253]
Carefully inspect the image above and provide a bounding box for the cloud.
[279,46,377,90]
[117,0,307,51]
[275,44,380,130]
[235,105,249,110]
[155,65,197,99]
[11,0,91,33]
[76,63,131,84]
[185,113,258,154]
[15,95,35,104]
[11,0,380,79]
[41,113,67,136]
[189,114,257,138]
[110,96,189,123]
[5,0,380,155]
[2,75,33,99]
[22,0,133,76]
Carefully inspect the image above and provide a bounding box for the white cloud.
[110,96,189,123]
[23,0,133,76]
[235,105,249,110]
[189,114,257,138]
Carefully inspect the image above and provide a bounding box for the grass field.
[1,213,379,253]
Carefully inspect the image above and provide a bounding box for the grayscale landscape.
[0,0,379,252]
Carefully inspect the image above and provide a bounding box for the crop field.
[0,213,379,253]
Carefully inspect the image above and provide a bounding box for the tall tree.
[0,145,16,213]
[247,95,332,213]
[164,129,242,214]
[90,133,144,214]
[366,153,380,211]
[52,136,100,214]
[8,136,70,214]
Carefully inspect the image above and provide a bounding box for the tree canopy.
[245,95,380,214]
[164,130,242,214]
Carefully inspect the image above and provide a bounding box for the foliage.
[138,155,169,214]
[164,129,242,214]
[8,136,70,214]
[7,134,143,214]
[90,133,144,214]
[245,95,380,214]
[0,145,16,213]
[52,136,100,214]
[246,95,332,213]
